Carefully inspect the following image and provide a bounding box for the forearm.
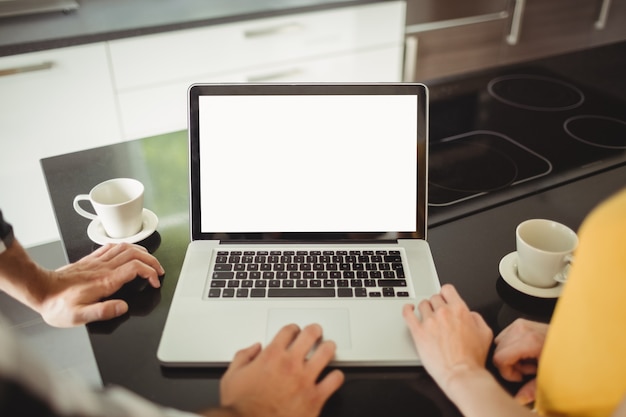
[197,408,241,417]
[445,367,535,417]
[0,239,50,312]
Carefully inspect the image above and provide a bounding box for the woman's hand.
[493,318,549,404]
[402,284,494,393]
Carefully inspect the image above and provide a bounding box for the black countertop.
[41,129,625,416]
[0,0,388,57]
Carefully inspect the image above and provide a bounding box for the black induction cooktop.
[426,51,626,225]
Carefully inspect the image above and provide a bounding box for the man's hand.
[219,323,345,417]
[39,243,164,327]
[492,318,549,404]
[402,284,494,393]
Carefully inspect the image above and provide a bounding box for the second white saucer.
[499,251,563,298]
[87,208,158,245]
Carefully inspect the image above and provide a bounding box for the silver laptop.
[157,83,440,367]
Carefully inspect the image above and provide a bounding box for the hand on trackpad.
[266,308,352,349]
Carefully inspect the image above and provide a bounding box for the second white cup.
[515,219,578,288]
[73,178,145,239]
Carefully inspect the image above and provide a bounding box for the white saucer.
[499,251,563,298]
[87,209,158,245]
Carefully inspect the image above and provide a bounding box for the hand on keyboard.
[219,323,344,417]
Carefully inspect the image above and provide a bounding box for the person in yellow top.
[403,188,626,417]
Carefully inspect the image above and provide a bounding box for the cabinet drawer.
[117,46,402,140]
[405,17,508,81]
[0,43,121,246]
[108,1,405,91]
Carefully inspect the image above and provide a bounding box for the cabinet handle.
[246,68,304,82]
[506,0,526,45]
[405,11,509,34]
[594,0,612,30]
[403,35,418,82]
[244,22,304,38]
[0,61,54,77]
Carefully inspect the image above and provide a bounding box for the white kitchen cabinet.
[109,1,406,140]
[0,43,121,247]
[117,46,404,139]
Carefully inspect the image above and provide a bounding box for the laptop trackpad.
[266,308,352,349]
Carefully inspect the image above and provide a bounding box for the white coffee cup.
[515,219,578,288]
[73,178,145,239]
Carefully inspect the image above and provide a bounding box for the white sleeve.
[0,315,201,417]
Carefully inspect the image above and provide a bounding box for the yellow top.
[536,188,626,417]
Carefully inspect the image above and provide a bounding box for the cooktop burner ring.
[564,115,626,149]
[487,74,585,111]
[428,131,553,207]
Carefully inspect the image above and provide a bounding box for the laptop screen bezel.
[188,83,429,243]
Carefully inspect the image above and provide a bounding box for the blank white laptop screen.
[198,94,418,234]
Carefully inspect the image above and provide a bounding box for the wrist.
[444,365,494,401]
[0,239,51,312]
[199,406,243,417]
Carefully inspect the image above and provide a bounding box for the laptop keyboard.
[207,249,410,299]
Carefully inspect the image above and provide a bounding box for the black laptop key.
[268,288,336,297]
[211,280,227,288]
[383,254,402,262]
[338,288,353,297]
[236,289,248,298]
[355,288,367,297]
[208,289,221,298]
[383,288,396,297]
[377,279,407,287]
[214,264,233,271]
[213,271,234,279]
[251,289,266,298]
[222,288,235,297]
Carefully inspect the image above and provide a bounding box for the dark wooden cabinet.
[403,0,509,82]
[404,16,508,81]
[589,0,626,46]
[403,0,626,82]
[502,0,601,64]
